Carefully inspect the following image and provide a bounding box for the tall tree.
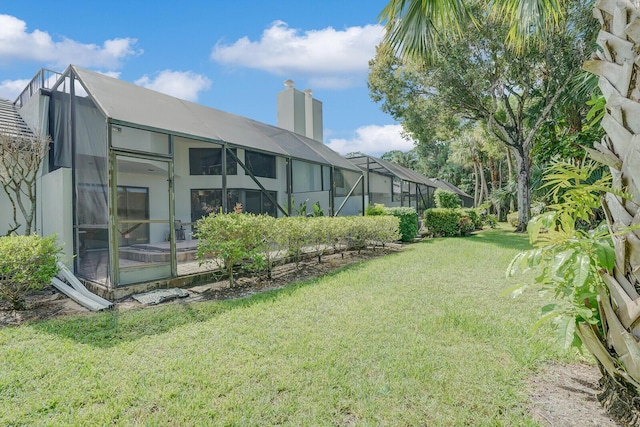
[375,0,594,231]
[449,127,489,206]
[368,49,464,179]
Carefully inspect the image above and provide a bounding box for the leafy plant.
[365,203,387,216]
[253,215,284,280]
[0,234,61,310]
[507,160,623,349]
[280,216,312,268]
[311,201,324,217]
[423,208,462,237]
[196,213,264,287]
[384,207,418,242]
[458,216,475,236]
[296,199,309,217]
[434,188,461,208]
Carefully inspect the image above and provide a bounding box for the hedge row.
[365,204,418,242]
[423,208,485,237]
[196,214,401,286]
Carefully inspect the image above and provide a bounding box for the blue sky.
[0,0,415,157]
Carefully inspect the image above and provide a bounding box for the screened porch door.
[112,152,175,285]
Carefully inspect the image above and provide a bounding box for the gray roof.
[349,154,473,199]
[0,98,33,137]
[70,66,359,171]
[348,155,437,187]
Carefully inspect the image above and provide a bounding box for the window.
[190,189,222,223]
[226,189,277,216]
[189,147,237,175]
[245,150,276,178]
[244,190,277,216]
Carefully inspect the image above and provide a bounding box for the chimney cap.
[284,79,295,89]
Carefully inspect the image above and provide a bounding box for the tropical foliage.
[373,0,598,231]
[507,161,618,349]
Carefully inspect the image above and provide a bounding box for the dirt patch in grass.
[528,362,620,426]
[0,245,623,425]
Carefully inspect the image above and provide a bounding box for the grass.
[0,225,583,426]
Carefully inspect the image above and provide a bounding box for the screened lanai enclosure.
[33,66,364,293]
[348,155,440,214]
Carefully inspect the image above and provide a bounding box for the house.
[1,65,472,299]
[347,154,473,213]
[2,66,365,298]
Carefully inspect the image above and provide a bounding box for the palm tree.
[381,0,640,422]
[449,127,489,206]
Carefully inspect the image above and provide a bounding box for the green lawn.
[0,226,582,426]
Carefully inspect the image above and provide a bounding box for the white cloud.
[97,71,121,79]
[0,14,140,69]
[211,21,383,89]
[0,78,30,100]
[135,70,212,102]
[327,124,415,157]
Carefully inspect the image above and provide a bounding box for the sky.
[0,0,416,157]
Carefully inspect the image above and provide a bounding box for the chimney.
[277,80,323,143]
[304,89,323,143]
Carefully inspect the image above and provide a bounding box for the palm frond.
[492,0,564,49]
[379,0,471,62]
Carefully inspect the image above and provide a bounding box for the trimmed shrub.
[423,208,462,237]
[384,207,418,242]
[196,213,265,287]
[458,215,475,236]
[280,216,313,268]
[0,234,61,310]
[507,212,519,228]
[369,216,401,247]
[434,188,461,208]
[365,203,386,216]
[461,208,483,230]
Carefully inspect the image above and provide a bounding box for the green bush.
[434,188,461,208]
[365,203,387,216]
[384,207,418,242]
[196,213,265,287]
[461,208,483,230]
[458,216,475,236]
[0,234,61,310]
[507,212,519,228]
[196,213,403,279]
[423,209,462,237]
[252,215,283,279]
[280,216,313,268]
[369,216,401,246]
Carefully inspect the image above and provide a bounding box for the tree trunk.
[581,0,640,423]
[479,160,489,204]
[473,160,480,206]
[513,149,530,232]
